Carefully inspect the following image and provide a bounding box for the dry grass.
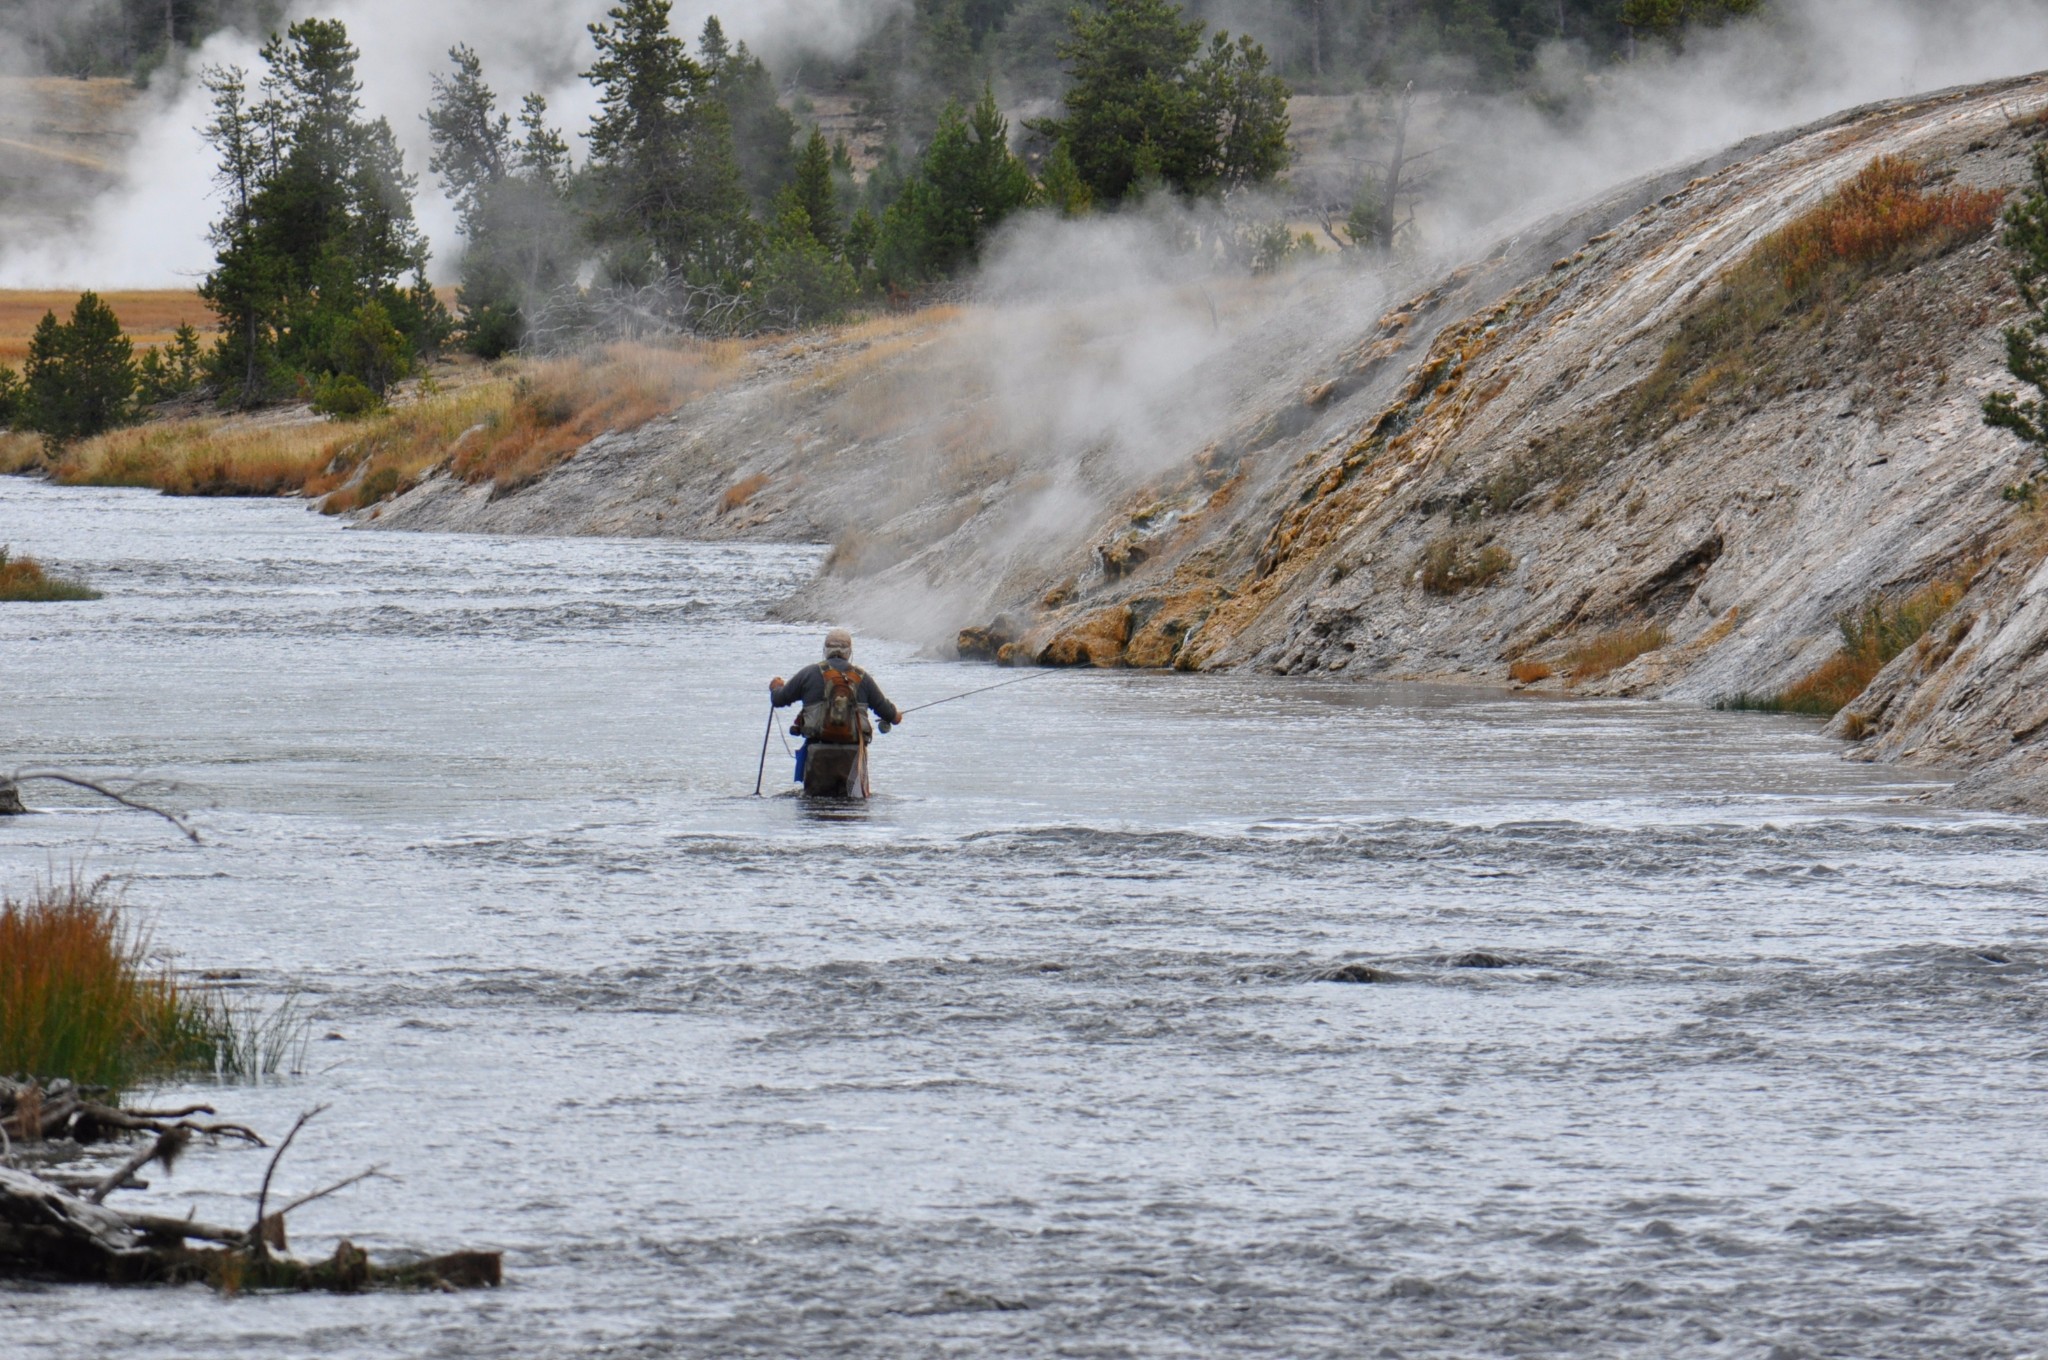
[1638,156,2005,421]
[0,877,218,1090]
[1418,533,1514,595]
[51,415,346,497]
[1761,156,2005,297]
[0,289,209,368]
[1566,624,1669,681]
[0,431,43,474]
[1723,573,1970,717]
[1508,659,1554,684]
[449,340,756,492]
[720,472,771,512]
[33,339,755,505]
[0,546,101,601]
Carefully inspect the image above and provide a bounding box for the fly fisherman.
[770,628,903,797]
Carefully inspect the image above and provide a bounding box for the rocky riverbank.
[373,74,2048,809]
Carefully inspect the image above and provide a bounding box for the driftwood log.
[0,779,24,816]
[0,1083,500,1292]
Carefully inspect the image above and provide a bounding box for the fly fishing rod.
[900,668,1060,716]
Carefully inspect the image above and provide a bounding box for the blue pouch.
[794,744,808,782]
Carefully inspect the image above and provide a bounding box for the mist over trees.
[136,0,1784,397]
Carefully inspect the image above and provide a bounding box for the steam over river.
[3,478,2044,1357]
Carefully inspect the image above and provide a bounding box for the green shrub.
[312,373,383,419]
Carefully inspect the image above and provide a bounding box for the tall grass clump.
[0,879,299,1091]
[1566,623,1669,681]
[1639,156,2006,419]
[1720,575,1969,717]
[0,546,101,601]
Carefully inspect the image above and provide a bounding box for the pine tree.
[792,127,840,252]
[1986,147,2048,463]
[1037,140,1093,217]
[199,20,442,404]
[844,206,880,279]
[1621,0,1763,33]
[1030,0,1209,204]
[427,47,579,356]
[0,366,21,427]
[22,294,136,443]
[426,44,509,241]
[876,86,1035,286]
[704,19,800,213]
[1192,31,1290,194]
[584,0,752,282]
[753,196,859,328]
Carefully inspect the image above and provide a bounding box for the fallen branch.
[0,1100,499,1292]
[4,768,200,842]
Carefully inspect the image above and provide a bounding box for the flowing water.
[2,477,2045,1358]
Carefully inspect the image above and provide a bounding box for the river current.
[1,478,2044,1358]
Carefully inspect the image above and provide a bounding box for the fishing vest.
[801,660,871,744]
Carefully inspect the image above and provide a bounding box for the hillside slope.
[377,74,2048,806]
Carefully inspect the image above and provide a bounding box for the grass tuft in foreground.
[0,546,101,601]
[0,878,301,1091]
[1717,575,1969,718]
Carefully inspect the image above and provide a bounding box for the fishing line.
[900,668,1060,715]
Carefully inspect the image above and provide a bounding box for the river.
[2,477,2044,1358]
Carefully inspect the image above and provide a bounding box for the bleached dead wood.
[0,1090,499,1292]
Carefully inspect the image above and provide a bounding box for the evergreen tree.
[844,206,881,279]
[753,197,859,327]
[0,366,22,427]
[1620,0,1763,33]
[584,0,752,283]
[136,323,206,405]
[22,294,137,443]
[1030,0,1211,204]
[703,18,801,213]
[199,20,443,405]
[1191,31,1291,194]
[1986,146,2048,461]
[791,127,841,252]
[876,86,1035,286]
[427,47,579,356]
[426,44,509,239]
[1037,141,1093,217]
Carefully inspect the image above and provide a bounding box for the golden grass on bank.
[31,337,757,505]
[1566,623,1669,682]
[0,545,101,601]
[50,414,349,497]
[0,878,217,1091]
[450,340,756,492]
[1721,573,1971,717]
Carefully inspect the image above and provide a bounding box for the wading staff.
[753,698,777,796]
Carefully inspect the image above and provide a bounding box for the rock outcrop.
[373,75,2048,808]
